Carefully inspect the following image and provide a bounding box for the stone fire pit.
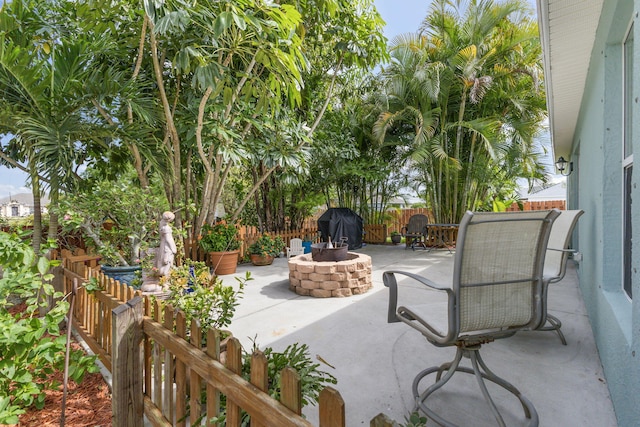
[288,252,373,297]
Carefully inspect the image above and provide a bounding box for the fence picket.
[225,338,243,427]
[189,319,203,426]
[205,328,222,427]
[250,351,269,427]
[162,305,174,423]
[319,387,345,427]
[175,311,187,427]
[280,367,302,415]
[153,300,163,413]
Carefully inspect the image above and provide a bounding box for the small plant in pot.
[248,234,285,265]
[198,220,240,275]
[390,231,402,244]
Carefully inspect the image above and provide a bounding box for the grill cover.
[317,208,363,250]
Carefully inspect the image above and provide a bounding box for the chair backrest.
[405,214,429,234]
[543,209,584,283]
[452,210,559,335]
[289,238,303,250]
[287,238,305,257]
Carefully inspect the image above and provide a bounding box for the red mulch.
[4,302,113,427]
[17,369,112,427]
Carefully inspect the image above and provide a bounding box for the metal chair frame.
[535,209,584,345]
[384,210,560,427]
[401,214,429,251]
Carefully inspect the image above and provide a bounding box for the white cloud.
[0,183,30,200]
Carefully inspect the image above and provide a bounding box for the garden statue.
[142,211,177,293]
[156,211,177,276]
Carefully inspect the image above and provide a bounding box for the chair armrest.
[383,270,452,323]
[547,247,576,253]
[383,270,456,344]
[545,248,577,284]
[400,226,408,236]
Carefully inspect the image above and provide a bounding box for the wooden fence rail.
[60,260,350,426]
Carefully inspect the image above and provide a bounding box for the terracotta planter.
[209,250,239,275]
[250,254,275,266]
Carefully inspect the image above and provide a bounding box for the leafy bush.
[245,341,337,407]
[208,339,338,426]
[57,176,168,266]
[164,259,251,332]
[0,232,98,424]
[199,221,240,252]
[248,234,285,257]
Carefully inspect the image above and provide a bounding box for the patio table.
[425,223,458,253]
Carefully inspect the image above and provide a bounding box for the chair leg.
[536,314,567,345]
[412,345,538,427]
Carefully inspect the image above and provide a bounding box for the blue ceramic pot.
[302,241,312,254]
[101,265,142,287]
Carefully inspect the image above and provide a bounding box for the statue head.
[160,211,175,230]
[161,211,175,224]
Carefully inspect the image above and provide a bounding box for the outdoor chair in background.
[384,209,560,427]
[286,238,305,258]
[401,214,429,250]
[532,209,584,345]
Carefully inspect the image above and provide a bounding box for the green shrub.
[199,221,240,252]
[0,232,99,424]
[248,234,285,257]
[164,259,251,332]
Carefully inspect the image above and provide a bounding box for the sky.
[0,0,546,199]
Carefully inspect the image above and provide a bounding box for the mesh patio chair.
[401,214,429,250]
[384,209,560,427]
[286,238,305,258]
[533,209,584,345]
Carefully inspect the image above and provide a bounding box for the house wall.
[0,202,32,217]
[570,0,640,425]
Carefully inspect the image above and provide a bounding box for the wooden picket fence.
[60,257,353,426]
[507,200,566,211]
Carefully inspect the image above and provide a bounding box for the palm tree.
[374,0,547,223]
[0,0,109,252]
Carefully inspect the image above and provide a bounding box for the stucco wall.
[571,0,640,425]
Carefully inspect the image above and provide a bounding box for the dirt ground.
[5,303,112,427]
[18,368,112,427]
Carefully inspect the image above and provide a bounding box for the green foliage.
[57,174,169,266]
[0,232,98,424]
[84,277,103,294]
[165,260,252,332]
[248,234,285,257]
[400,412,428,427]
[374,0,547,223]
[249,342,338,407]
[198,221,241,253]
[205,339,337,426]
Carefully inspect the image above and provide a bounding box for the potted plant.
[57,176,167,285]
[199,220,240,275]
[248,234,285,266]
[390,231,402,244]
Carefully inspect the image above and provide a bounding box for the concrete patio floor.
[221,244,617,426]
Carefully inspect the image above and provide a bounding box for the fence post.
[112,295,144,426]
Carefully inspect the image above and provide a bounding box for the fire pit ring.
[288,252,372,298]
[311,242,349,262]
